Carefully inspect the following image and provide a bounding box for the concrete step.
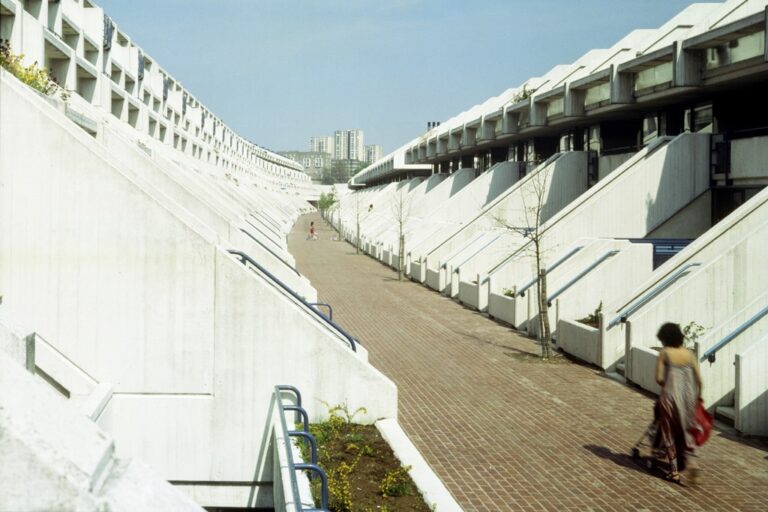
[716,405,735,425]
[605,371,626,384]
[616,361,626,376]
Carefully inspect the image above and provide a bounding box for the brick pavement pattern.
[288,213,768,512]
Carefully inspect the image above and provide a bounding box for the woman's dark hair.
[657,322,684,348]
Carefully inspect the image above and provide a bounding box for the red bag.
[691,400,714,446]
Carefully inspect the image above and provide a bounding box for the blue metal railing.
[245,219,285,252]
[240,228,301,277]
[701,305,768,363]
[547,250,619,306]
[607,262,701,328]
[229,250,358,351]
[274,385,329,511]
[453,233,503,274]
[515,246,584,297]
[249,213,282,238]
[308,303,333,321]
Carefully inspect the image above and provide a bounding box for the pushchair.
[630,402,667,470]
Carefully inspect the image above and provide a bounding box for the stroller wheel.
[631,448,640,459]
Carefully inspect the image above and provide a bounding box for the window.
[314,157,322,167]
[705,31,765,71]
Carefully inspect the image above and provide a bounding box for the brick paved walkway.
[289,213,768,512]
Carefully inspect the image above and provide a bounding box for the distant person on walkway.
[655,322,704,484]
[308,221,317,240]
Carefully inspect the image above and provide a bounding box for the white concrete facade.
[0,0,402,507]
[336,0,768,436]
[0,0,313,197]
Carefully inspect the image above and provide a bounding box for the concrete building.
[335,128,365,160]
[279,150,333,181]
[309,135,334,155]
[0,0,405,509]
[340,0,768,436]
[365,144,384,164]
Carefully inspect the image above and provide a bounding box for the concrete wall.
[0,71,396,504]
[736,336,768,436]
[0,342,204,511]
[408,162,521,264]
[615,185,768,384]
[731,136,768,181]
[548,241,654,334]
[646,189,711,239]
[692,294,768,409]
[628,346,662,395]
[484,136,709,335]
[557,318,600,366]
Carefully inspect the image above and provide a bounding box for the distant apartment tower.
[334,129,365,161]
[365,144,384,164]
[309,136,334,155]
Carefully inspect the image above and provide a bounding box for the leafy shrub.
[380,465,413,497]
[0,40,67,101]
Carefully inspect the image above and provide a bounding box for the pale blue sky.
[97,0,706,154]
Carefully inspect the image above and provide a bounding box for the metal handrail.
[276,385,303,411]
[229,250,357,351]
[607,262,701,328]
[516,246,584,297]
[702,304,768,363]
[308,303,333,321]
[245,219,285,252]
[284,405,310,433]
[274,386,329,511]
[426,155,564,257]
[239,228,301,277]
[289,431,318,466]
[547,250,618,305]
[453,233,503,273]
[249,213,282,238]
[295,464,329,512]
[440,232,487,269]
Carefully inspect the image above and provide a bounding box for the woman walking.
[655,322,704,484]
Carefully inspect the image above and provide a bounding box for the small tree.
[390,189,412,281]
[318,187,337,218]
[492,162,553,358]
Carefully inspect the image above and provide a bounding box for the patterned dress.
[658,358,700,472]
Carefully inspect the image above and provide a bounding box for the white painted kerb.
[376,418,464,512]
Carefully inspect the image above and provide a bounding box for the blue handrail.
[295,464,329,511]
[245,219,285,252]
[276,385,303,412]
[547,250,619,305]
[453,233,503,273]
[607,262,701,328]
[516,246,584,297]
[229,250,358,351]
[239,228,301,277]
[701,304,768,363]
[249,213,282,238]
[274,386,330,511]
[289,431,318,466]
[308,303,333,321]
